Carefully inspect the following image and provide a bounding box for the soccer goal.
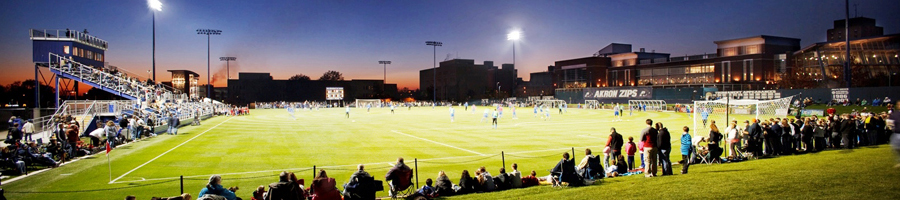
[585,100,600,109]
[355,99,382,108]
[628,100,667,112]
[537,100,567,108]
[692,95,794,137]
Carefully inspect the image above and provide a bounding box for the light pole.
[220,57,236,81]
[497,82,501,98]
[197,29,221,99]
[379,61,391,97]
[148,0,162,82]
[507,30,521,68]
[426,41,442,103]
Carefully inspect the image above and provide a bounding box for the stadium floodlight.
[198,29,222,99]
[379,61,391,96]
[148,0,162,11]
[220,57,237,81]
[507,30,521,75]
[426,41,442,103]
[149,0,162,81]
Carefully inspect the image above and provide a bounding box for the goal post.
[628,100,667,112]
[585,100,600,109]
[355,99,382,108]
[536,100,567,108]
[692,95,795,138]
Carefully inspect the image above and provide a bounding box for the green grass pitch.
[2,106,898,199]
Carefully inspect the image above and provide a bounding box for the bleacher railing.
[30,29,108,50]
[49,53,152,100]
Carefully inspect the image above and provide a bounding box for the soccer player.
[465,102,469,111]
[449,106,455,122]
[391,104,395,114]
[492,109,499,129]
[701,108,710,127]
[543,105,551,121]
[613,103,620,121]
[511,105,518,119]
[367,103,372,113]
[482,108,490,123]
[287,105,296,120]
[558,103,563,114]
[346,106,350,118]
[533,105,538,118]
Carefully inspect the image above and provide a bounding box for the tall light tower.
[148,0,162,82]
[507,30,521,68]
[426,41,442,103]
[197,29,221,99]
[378,60,391,97]
[220,57,236,81]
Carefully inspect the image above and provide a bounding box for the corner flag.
[106,142,111,155]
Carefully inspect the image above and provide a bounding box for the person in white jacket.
[725,121,742,158]
[23,119,35,142]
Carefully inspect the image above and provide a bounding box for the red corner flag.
[106,142,111,155]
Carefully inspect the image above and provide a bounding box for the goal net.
[692,95,794,138]
[584,100,600,109]
[628,100,666,112]
[355,99,382,108]
[536,100,567,108]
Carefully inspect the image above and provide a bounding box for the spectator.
[310,169,340,200]
[656,122,672,176]
[606,127,624,166]
[576,148,602,180]
[549,152,581,186]
[168,114,180,135]
[385,157,413,198]
[624,136,637,171]
[252,185,266,200]
[414,178,436,198]
[104,120,118,148]
[680,126,692,174]
[1,146,25,174]
[7,123,22,142]
[455,170,476,194]
[521,171,539,188]
[476,166,495,192]
[25,142,58,167]
[198,175,239,200]
[725,121,741,158]
[889,103,900,168]
[342,164,373,200]
[708,123,724,163]
[640,119,658,177]
[494,168,512,191]
[434,171,454,197]
[22,120,34,142]
[508,163,522,189]
[267,171,303,200]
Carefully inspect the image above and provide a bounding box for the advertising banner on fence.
[583,87,653,100]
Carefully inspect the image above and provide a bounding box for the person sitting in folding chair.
[550,152,582,187]
[576,148,604,180]
[385,157,414,198]
[693,137,711,165]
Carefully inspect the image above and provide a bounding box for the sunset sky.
[1,0,898,91]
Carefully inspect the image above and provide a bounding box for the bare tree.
[288,74,311,81]
[319,70,344,81]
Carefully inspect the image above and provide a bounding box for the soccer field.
[0,106,765,199]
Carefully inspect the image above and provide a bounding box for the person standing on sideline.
[640,119,658,177]
[656,122,673,175]
[23,119,35,142]
[391,104,395,114]
[680,126,693,174]
[606,128,624,167]
[492,109,499,129]
[624,136,637,171]
[888,103,900,168]
[167,114,179,135]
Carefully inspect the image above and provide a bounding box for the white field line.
[391,130,485,156]
[109,117,234,184]
[112,145,601,184]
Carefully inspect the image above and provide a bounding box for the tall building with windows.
[791,17,899,88]
[551,35,800,91]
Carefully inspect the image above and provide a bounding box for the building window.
[743,59,753,81]
[722,47,737,57]
[722,61,731,82]
[743,45,760,55]
[63,46,70,54]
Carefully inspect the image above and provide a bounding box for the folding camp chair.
[693,145,711,165]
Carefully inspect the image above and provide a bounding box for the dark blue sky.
[1,0,898,89]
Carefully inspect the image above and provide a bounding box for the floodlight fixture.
[148,0,162,11]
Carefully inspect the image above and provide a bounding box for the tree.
[319,70,344,81]
[288,74,311,81]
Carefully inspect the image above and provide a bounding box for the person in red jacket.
[624,137,637,171]
[640,119,659,177]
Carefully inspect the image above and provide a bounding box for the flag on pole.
[106,142,111,155]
